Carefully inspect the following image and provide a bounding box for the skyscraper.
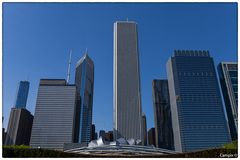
[152,79,174,150]
[30,79,77,149]
[5,108,33,145]
[218,62,238,141]
[75,53,94,143]
[5,81,33,145]
[14,81,29,109]
[113,21,143,141]
[167,50,230,152]
[142,113,147,146]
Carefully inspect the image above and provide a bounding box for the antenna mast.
[67,49,72,84]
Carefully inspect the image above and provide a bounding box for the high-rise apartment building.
[75,53,94,143]
[113,21,143,141]
[30,79,77,149]
[142,113,147,146]
[218,62,238,141]
[5,108,33,145]
[167,50,230,152]
[5,80,33,145]
[152,79,174,150]
[14,81,29,109]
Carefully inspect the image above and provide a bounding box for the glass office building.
[167,50,230,152]
[152,79,174,150]
[218,62,238,141]
[14,81,29,108]
[75,53,94,143]
[30,79,77,149]
[113,21,143,141]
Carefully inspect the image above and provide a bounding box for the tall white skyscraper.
[113,21,143,141]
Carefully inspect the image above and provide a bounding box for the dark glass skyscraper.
[14,81,29,108]
[152,79,174,150]
[75,53,94,143]
[218,62,238,141]
[167,50,230,152]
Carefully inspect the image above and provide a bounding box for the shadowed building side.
[142,113,147,146]
[152,79,174,150]
[5,80,33,146]
[218,62,238,141]
[5,108,33,145]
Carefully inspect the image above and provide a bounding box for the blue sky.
[3,3,237,133]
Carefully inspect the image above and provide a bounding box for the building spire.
[67,49,72,84]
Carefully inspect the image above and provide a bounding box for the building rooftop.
[173,50,210,57]
[40,79,66,86]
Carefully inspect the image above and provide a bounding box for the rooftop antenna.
[67,49,72,84]
[127,17,129,22]
[85,48,88,55]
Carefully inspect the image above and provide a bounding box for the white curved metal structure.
[64,137,177,156]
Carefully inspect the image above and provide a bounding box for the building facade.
[14,81,29,109]
[5,108,33,145]
[91,124,96,140]
[152,79,174,150]
[75,53,94,143]
[30,79,77,149]
[166,50,231,152]
[142,113,147,146]
[113,21,143,141]
[99,130,106,138]
[105,131,114,142]
[148,128,156,147]
[218,62,238,141]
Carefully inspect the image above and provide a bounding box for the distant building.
[148,128,156,147]
[218,62,238,141]
[91,124,96,140]
[75,53,94,144]
[167,50,231,152]
[30,79,77,150]
[99,130,105,138]
[152,79,174,150]
[113,21,143,141]
[2,128,6,145]
[142,113,147,146]
[5,81,33,146]
[14,81,29,109]
[94,132,98,140]
[105,131,114,142]
[5,108,33,145]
